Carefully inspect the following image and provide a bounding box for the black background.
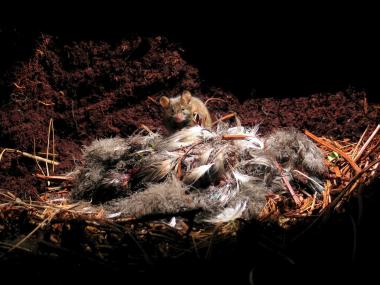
[1,4,379,101]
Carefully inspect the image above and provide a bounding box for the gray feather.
[104,176,201,218]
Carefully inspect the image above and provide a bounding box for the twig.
[23,151,59,165]
[212,113,237,126]
[35,173,73,181]
[0,242,32,253]
[281,173,301,206]
[342,126,369,174]
[0,148,59,166]
[310,192,317,213]
[52,119,56,173]
[274,162,301,206]
[322,180,332,209]
[204,97,226,106]
[292,158,380,242]
[305,130,361,174]
[46,119,54,185]
[222,134,251,140]
[0,191,17,200]
[0,210,58,259]
[343,137,380,176]
[292,169,324,192]
[352,126,369,158]
[354,124,380,162]
[33,138,46,176]
[360,139,380,162]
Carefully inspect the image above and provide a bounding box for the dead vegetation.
[0,123,379,265]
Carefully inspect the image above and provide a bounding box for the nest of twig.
[0,124,379,267]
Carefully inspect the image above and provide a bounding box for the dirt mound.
[205,87,378,138]
[0,35,200,195]
[0,34,379,197]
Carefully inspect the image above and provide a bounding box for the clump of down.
[71,125,327,223]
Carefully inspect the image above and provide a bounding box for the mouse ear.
[159,96,170,108]
[181,90,192,104]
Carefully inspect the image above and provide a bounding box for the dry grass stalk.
[35,173,73,181]
[0,148,59,166]
[352,126,369,158]
[354,124,380,161]
[0,209,59,259]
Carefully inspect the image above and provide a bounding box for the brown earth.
[0,34,379,198]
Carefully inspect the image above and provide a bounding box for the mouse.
[159,91,212,133]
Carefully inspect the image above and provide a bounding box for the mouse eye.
[181,107,185,111]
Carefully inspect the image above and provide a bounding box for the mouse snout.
[174,113,185,122]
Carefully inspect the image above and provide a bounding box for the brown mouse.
[159,91,212,133]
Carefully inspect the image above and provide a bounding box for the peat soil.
[0,34,378,197]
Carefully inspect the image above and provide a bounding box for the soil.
[0,30,379,285]
[0,34,379,197]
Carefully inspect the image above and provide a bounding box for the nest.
[0,124,379,271]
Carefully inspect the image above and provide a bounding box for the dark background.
[1,5,379,102]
